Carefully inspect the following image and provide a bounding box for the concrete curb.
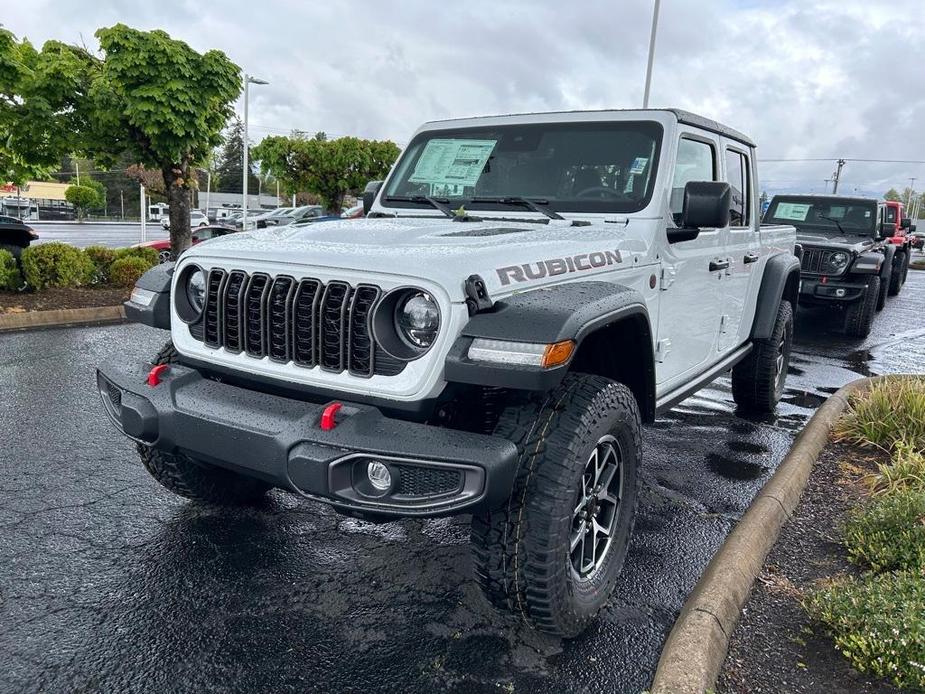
[650,375,891,694]
[0,305,125,332]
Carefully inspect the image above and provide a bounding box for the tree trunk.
[163,162,193,257]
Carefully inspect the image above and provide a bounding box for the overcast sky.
[5,0,924,197]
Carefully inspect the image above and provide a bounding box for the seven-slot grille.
[197,269,403,377]
[800,248,840,275]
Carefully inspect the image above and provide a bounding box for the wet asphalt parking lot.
[1,269,923,693]
[31,222,168,248]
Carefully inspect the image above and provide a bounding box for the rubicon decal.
[496,250,623,285]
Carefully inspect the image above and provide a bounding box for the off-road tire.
[900,248,910,286]
[135,340,271,505]
[731,300,793,413]
[844,276,880,338]
[0,242,22,260]
[877,262,890,311]
[470,373,641,638]
[888,251,904,296]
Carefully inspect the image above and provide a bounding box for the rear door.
[718,141,761,352]
[656,131,726,388]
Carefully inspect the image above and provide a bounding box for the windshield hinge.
[464,274,493,315]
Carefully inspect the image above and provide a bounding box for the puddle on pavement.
[706,453,767,481]
[725,440,768,455]
[781,389,828,409]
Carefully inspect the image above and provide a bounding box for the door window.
[725,149,750,226]
[671,138,716,223]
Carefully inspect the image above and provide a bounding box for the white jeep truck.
[99,108,799,637]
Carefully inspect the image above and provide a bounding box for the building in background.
[1,181,75,220]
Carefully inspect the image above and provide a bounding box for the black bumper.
[97,363,518,517]
[799,276,867,304]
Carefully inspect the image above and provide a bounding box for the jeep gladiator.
[766,194,895,337]
[99,108,799,637]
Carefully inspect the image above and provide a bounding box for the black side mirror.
[901,217,911,229]
[668,181,731,243]
[362,180,383,216]
[911,224,917,233]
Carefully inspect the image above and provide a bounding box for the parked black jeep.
[764,195,893,337]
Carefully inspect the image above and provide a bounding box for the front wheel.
[844,276,880,338]
[157,249,173,264]
[731,300,793,413]
[470,374,641,637]
[889,252,904,296]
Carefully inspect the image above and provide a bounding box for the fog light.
[835,288,846,297]
[367,461,392,491]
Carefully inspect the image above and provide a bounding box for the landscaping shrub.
[806,571,925,691]
[20,242,94,289]
[113,246,158,267]
[869,443,925,496]
[109,256,152,288]
[83,245,117,284]
[0,249,22,290]
[843,488,925,572]
[834,379,925,451]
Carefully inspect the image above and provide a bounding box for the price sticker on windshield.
[775,202,811,221]
[409,139,497,187]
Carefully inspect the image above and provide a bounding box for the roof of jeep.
[770,194,879,205]
[420,108,755,148]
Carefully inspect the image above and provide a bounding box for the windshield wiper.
[818,215,846,235]
[383,195,455,219]
[468,196,564,220]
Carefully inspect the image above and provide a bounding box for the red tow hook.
[147,364,169,387]
[320,402,343,431]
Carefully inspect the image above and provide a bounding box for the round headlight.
[186,268,206,312]
[825,251,850,273]
[397,292,440,348]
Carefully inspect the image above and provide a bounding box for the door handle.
[709,259,730,272]
[743,252,759,264]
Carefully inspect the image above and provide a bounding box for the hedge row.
[9,243,159,291]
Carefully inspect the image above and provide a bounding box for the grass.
[842,488,925,573]
[867,443,925,496]
[833,378,925,452]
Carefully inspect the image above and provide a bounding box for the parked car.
[877,200,916,287]
[136,225,237,263]
[0,216,39,262]
[106,108,799,638]
[341,204,364,218]
[765,194,896,337]
[274,205,325,225]
[161,210,209,229]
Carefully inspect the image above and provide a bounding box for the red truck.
[877,200,915,295]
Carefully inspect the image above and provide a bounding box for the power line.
[762,157,925,164]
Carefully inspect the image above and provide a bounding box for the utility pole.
[205,169,211,216]
[824,178,831,193]
[831,158,846,194]
[642,0,661,108]
[120,190,124,220]
[140,184,147,243]
[242,73,269,228]
[908,178,916,207]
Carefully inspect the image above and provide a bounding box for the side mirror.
[362,180,383,216]
[901,217,911,229]
[911,224,917,233]
[669,181,731,243]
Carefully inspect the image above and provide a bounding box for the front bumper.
[799,277,867,303]
[97,363,518,517]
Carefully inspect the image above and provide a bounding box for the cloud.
[4,0,923,195]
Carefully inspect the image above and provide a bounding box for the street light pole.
[242,73,269,228]
[642,0,661,108]
[831,158,846,194]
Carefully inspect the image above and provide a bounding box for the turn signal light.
[541,340,576,368]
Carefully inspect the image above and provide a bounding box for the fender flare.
[444,281,655,408]
[124,262,173,330]
[752,253,800,340]
[881,244,898,280]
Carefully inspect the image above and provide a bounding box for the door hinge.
[720,314,729,334]
[655,338,672,363]
[660,266,677,290]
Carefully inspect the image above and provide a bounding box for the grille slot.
[319,281,352,372]
[395,465,462,498]
[348,285,381,377]
[191,270,405,377]
[244,273,271,357]
[801,248,833,274]
[267,276,295,362]
[204,269,226,347]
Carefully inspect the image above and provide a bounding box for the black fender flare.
[752,253,800,340]
[881,244,898,279]
[444,281,655,415]
[124,262,173,330]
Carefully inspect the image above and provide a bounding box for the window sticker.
[775,202,811,221]
[629,157,648,175]
[409,139,497,187]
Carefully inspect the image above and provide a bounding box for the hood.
[795,231,875,254]
[185,216,650,298]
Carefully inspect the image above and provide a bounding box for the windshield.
[382,120,663,215]
[765,196,877,235]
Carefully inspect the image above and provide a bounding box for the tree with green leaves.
[253,135,400,212]
[65,179,105,219]
[884,188,903,202]
[213,116,259,195]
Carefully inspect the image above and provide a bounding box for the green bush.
[83,245,117,285]
[113,246,159,267]
[20,242,94,289]
[835,379,925,451]
[805,571,925,691]
[109,256,152,288]
[843,489,925,572]
[869,443,925,496]
[0,249,22,290]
